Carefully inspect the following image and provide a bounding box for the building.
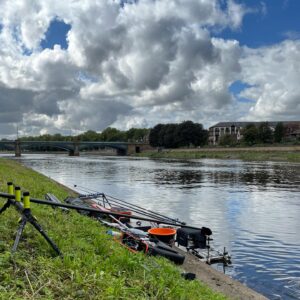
[208,121,300,145]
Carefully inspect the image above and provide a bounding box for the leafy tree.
[100,127,126,141]
[175,121,207,147]
[257,122,273,144]
[52,133,64,141]
[149,121,207,148]
[163,124,177,148]
[219,134,237,146]
[274,122,285,143]
[78,130,101,141]
[242,124,258,145]
[126,128,149,142]
[149,124,164,147]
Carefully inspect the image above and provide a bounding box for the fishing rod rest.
[1,183,62,256]
[0,182,14,214]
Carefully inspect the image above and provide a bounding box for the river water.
[5,154,300,299]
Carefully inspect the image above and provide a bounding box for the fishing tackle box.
[176,227,211,249]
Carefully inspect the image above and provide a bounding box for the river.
[5,153,300,299]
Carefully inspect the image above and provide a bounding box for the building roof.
[209,121,300,129]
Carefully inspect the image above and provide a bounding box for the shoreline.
[136,145,300,162]
[175,247,267,300]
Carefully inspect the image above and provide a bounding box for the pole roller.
[7,182,14,195]
[15,186,21,202]
[23,192,30,209]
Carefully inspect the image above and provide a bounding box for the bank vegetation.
[137,146,300,163]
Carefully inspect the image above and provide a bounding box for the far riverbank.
[137,146,300,162]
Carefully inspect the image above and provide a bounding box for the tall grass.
[0,158,226,299]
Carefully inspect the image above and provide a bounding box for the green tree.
[126,128,149,142]
[163,124,177,148]
[174,121,207,147]
[257,122,273,144]
[52,133,64,141]
[78,130,101,141]
[149,121,208,148]
[100,127,126,141]
[274,122,285,143]
[219,134,237,146]
[242,124,258,145]
[149,124,164,147]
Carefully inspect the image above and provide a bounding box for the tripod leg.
[0,200,11,215]
[28,217,62,257]
[12,218,27,253]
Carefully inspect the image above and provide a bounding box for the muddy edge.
[175,246,268,300]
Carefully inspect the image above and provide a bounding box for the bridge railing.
[0,140,150,157]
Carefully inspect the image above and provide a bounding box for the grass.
[137,149,300,162]
[0,158,226,300]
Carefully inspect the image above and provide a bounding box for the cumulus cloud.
[240,40,300,121]
[0,0,297,138]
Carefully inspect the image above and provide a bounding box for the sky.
[0,0,299,138]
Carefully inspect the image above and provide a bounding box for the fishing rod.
[0,191,208,232]
[94,193,179,225]
[73,185,186,225]
[105,194,184,225]
[73,185,175,223]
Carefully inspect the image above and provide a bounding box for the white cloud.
[260,1,267,16]
[282,31,300,40]
[0,0,298,138]
[240,40,300,121]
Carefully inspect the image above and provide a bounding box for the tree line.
[16,127,150,143]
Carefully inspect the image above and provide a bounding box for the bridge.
[0,140,152,156]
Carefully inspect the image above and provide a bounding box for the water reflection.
[5,154,300,300]
[154,169,203,187]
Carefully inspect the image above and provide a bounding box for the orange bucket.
[148,228,177,244]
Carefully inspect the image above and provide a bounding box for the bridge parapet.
[0,140,153,156]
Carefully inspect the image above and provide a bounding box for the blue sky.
[40,19,71,50]
[217,0,300,47]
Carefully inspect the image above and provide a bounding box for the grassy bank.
[137,147,300,162]
[0,158,226,300]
